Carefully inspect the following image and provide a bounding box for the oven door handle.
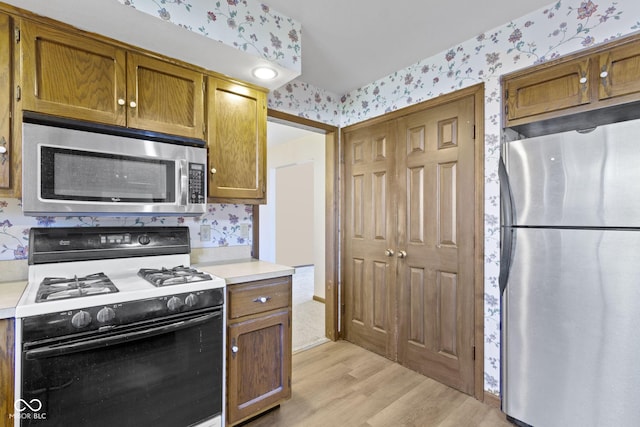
[24,311,221,360]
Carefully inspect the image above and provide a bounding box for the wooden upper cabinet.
[598,42,640,101]
[126,53,204,139]
[206,76,267,203]
[0,12,19,197]
[20,20,204,140]
[503,33,640,133]
[20,20,127,126]
[504,58,591,122]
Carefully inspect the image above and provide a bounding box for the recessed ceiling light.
[252,66,278,80]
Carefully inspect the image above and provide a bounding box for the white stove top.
[17,254,225,318]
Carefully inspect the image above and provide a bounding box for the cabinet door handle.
[579,77,587,84]
[231,345,239,353]
[0,146,6,154]
[117,98,125,106]
[385,249,394,257]
[253,296,271,304]
[210,167,217,174]
[129,101,137,108]
[397,250,407,259]
[600,71,609,78]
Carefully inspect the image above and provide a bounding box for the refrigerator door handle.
[499,157,515,295]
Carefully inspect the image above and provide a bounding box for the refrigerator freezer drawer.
[502,227,640,427]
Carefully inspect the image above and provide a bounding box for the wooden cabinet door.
[207,77,266,202]
[504,58,591,123]
[598,42,640,101]
[227,310,291,425]
[0,13,14,194]
[127,52,204,139]
[0,318,15,423]
[20,20,127,126]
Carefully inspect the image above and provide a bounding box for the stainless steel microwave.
[22,121,207,216]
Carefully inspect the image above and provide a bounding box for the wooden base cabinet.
[226,276,292,426]
[0,318,15,423]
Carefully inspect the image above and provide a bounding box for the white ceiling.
[264,0,554,94]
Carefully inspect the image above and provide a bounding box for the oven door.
[19,308,223,427]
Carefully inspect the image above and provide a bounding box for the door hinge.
[473,346,476,360]
[14,26,20,43]
[15,85,21,101]
[288,316,291,327]
[473,125,476,139]
[288,377,291,388]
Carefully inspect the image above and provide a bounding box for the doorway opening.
[258,111,339,351]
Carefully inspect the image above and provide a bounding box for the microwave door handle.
[179,159,189,206]
[24,311,221,360]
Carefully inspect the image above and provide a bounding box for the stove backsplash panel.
[0,198,253,261]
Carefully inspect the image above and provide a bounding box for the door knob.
[397,250,407,259]
[385,249,394,257]
[117,98,125,106]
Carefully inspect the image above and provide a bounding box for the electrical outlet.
[200,225,211,241]
[240,223,250,238]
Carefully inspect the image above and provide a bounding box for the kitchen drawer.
[228,276,291,319]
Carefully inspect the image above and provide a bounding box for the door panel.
[344,122,397,360]
[396,96,476,394]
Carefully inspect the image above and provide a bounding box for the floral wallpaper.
[268,79,341,125]
[0,199,253,261]
[118,0,301,75]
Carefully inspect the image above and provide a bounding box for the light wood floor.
[244,340,512,427]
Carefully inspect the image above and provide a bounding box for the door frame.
[339,84,485,400]
[254,109,340,342]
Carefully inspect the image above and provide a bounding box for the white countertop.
[197,259,294,285]
[0,280,27,319]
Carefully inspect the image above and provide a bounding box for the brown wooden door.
[598,42,640,101]
[343,94,477,395]
[206,77,266,202]
[127,52,204,139]
[20,20,127,126]
[343,121,398,360]
[395,96,476,395]
[227,310,291,425]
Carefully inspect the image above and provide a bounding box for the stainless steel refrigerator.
[499,118,640,427]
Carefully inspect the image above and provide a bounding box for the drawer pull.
[254,296,271,304]
[231,345,238,353]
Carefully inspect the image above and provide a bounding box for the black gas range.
[14,226,225,427]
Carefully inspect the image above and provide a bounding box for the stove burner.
[138,266,213,287]
[36,273,119,303]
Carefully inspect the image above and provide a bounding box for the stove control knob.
[167,296,183,311]
[138,234,151,245]
[71,310,92,329]
[185,293,199,307]
[97,307,116,323]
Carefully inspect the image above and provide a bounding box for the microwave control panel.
[189,163,206,204]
